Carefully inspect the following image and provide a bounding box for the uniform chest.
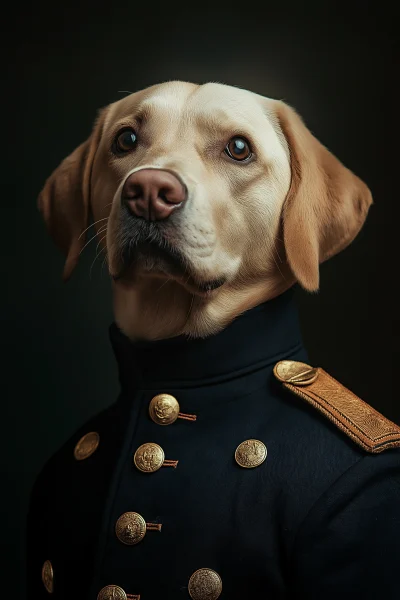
[47,376,301,599]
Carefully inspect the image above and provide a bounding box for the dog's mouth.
[112,223,226,297]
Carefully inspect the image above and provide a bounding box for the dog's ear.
[273,101,372,291]
[38,107,108,281]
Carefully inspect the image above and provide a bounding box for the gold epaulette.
[273,360,400,454]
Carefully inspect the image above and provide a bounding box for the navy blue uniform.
[26,291,400,599]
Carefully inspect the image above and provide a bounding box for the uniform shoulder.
[274,360,400,455]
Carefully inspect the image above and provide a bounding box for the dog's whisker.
[89,236,107,279]
[96,224,108,235]
[79,224,109,257]
[95,226,108,250]
[78,218,109,240]
[90,247,107,280]
[80,234,101,256]
[156,278,172,293]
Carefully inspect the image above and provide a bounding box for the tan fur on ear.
[273,101,373,291]
[38,108,108,281]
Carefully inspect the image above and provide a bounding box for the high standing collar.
[109,289,304,391]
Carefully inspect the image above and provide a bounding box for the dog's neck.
[112,275,294,341]
[109,287,304,392]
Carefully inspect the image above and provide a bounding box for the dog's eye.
[225,137,252,161]
[114,129,138,153]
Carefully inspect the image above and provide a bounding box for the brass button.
[149,393,180,425]
[134,442,165,473]
[273,360,319,386]
[74,432,100,460]
[97,585,127,600]
[235,439,267,468]
[115,512,147,545]
[41,559,54,594]
[188,568,222,600]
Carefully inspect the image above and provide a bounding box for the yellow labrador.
[31,82,400,600]
[38,81,372,341]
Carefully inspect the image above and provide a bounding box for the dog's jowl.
[28,82,400,600]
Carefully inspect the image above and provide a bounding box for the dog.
[28,81,400,600]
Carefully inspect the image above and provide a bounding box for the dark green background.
[5,2,397,597]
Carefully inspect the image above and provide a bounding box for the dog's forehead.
[109,81,269,125]
[109,81,195,120]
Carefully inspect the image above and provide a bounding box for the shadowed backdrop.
[5,2,397,597]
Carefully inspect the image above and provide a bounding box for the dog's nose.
[121,169,187,221]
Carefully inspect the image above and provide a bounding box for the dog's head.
[38,81,372,339]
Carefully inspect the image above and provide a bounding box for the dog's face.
[101,82,292,297]
[38,81,372,340]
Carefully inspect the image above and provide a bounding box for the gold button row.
[42,560,222,599]
[74,432,267,471]
[131,438,267,472]
[65,394,266,598]
[96,568,222,600]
